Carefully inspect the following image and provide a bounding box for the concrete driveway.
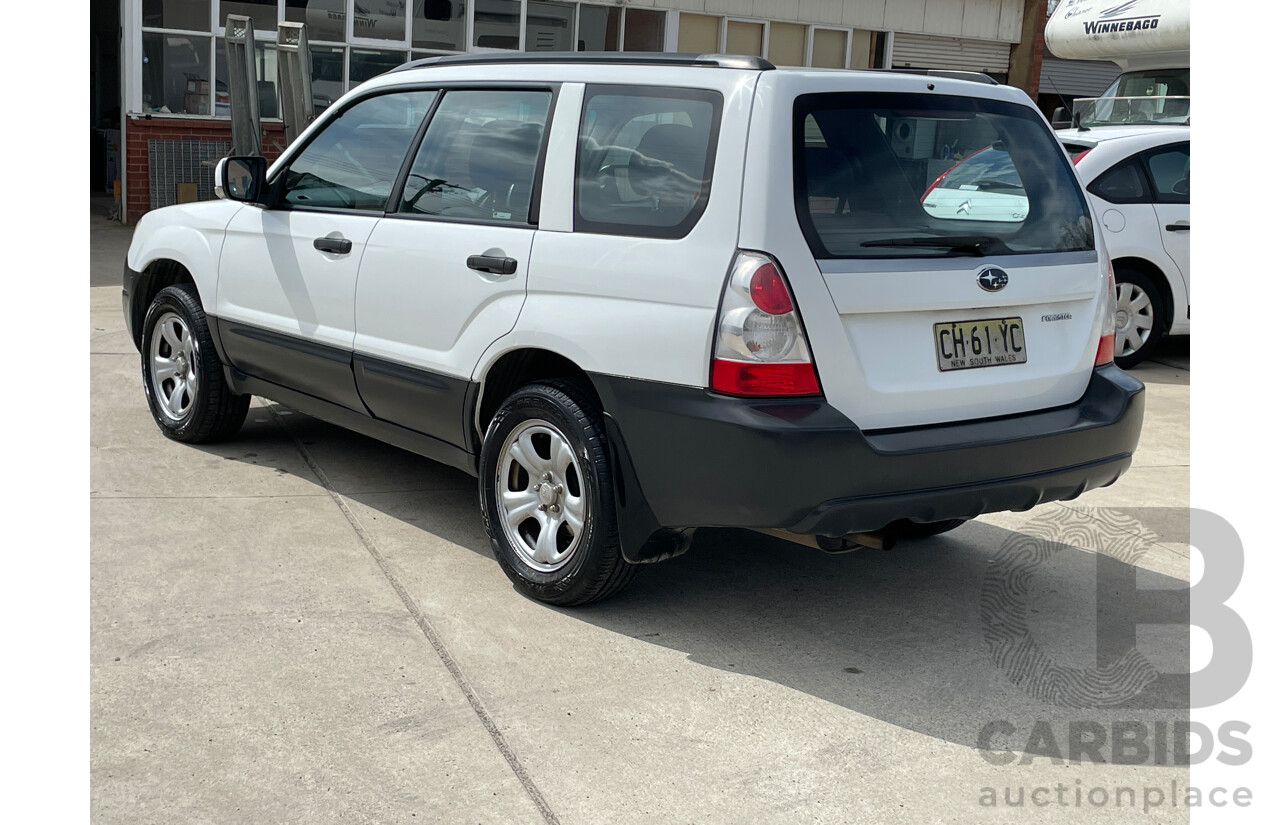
[91,215,1191,824]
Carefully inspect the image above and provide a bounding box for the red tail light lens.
[1095,261,1117,366]
[1071,148,1092,165]
[711,360,820,397]
[1096,333,1115,366]
[749,263,794,315]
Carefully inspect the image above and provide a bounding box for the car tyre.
[140,283,250,443]
[480,379,637,606]
[1113,267,1166,369]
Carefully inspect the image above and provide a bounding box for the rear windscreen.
[794,92,1094,259]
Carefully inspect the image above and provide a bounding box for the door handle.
[467,254,518,275]
[313,236,353,254]
[1164,223,1190,232]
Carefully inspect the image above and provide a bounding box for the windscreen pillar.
[277,23,314,147]
[224,14,261,156]
[1007,0,1049,97]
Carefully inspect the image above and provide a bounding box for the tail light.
[1095,260,1117,366]
[711,251,820,397]
[1071,148,1092,165]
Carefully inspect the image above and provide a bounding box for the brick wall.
[123,116,289,224]
[1007,0,1049,98]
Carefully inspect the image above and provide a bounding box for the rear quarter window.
[574,85,722,239]
[1089,159,1151,203]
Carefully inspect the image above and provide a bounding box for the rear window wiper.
[859,235,1013,256]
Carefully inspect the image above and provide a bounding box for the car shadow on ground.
[1125,335,1190,386]
[202,401,1191,759]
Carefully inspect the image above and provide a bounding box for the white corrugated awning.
[1039,57,1121,97]
[891,33,1011,75]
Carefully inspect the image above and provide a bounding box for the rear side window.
[1089,159,1151,203]
[794,92,1094,259]
[575,85,722,239]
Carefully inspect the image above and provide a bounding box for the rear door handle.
[467,255,518,275]
[1165,223,1190,232]
[314,236,353,254]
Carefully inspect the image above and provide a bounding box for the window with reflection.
[414,0,467,51]
[350,0,407,41]
[577,4,619,50]
[474,0,521,49]
[622,9,664,51]
[219,0,277,31]
[283,90,437,211]
[576,86,721,238]
[216,40,280,118]
[526,1,574,51]
[350,48,406,83]
[399,89,552,224]
[285,0,347,43]
[144,0,211,31]
[143,33,213,114]
[310,45,344,115]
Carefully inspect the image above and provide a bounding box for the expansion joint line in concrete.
[268,406,561,825]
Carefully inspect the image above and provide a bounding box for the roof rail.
[883,68,999,85]
[390,51,776,74]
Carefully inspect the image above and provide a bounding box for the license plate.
[934,317,1026,372]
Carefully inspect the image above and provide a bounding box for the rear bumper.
[591,365,1143,539]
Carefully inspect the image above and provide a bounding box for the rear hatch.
[791,90,1106,430]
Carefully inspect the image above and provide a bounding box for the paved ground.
[91,215,1191,824]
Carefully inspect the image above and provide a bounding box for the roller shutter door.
[1039,57,1122,97]
[891,33,1011,75]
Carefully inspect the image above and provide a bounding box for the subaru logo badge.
[977,267,1009,292]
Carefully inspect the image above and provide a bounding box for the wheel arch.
[473,348,602,453]
[472,346,688,565]
[128,258,201,350]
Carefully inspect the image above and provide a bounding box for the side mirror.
[214,156,267,203]
[1051,106,1071,129]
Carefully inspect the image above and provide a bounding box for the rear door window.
[1142,143,1190,204]
[794,92,1094,258]
[575,85,722,239]
[397,89,553,224]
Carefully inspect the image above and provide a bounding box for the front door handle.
[1165,223,1191,232]
[314,236,353,254]
[467,254,518,275]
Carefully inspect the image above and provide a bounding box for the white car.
[123,54,1143,605]
[921,145,1028,223]
[1058,126,1190,367]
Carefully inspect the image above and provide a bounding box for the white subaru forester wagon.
[123,53,1144,605]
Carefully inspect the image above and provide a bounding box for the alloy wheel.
[495,419,587,573]
[148,311,199,421]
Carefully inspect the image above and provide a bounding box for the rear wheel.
[1113,267,1166,369]
[140,284,249,443]
[479,380,636,606]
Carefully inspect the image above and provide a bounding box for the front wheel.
[140,284,249,443]
[479,380,636,606]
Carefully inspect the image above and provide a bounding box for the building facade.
[94,0,1048,223]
